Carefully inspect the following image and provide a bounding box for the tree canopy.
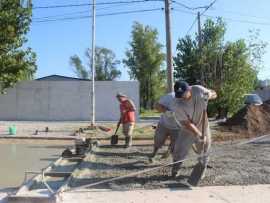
[70,46,121,81]
[123,22,165,110]
[0,0,36,91]
[174,18,266,117]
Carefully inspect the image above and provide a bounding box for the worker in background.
[149,82,182,162]
[116,93,136,148]
[171,81,217,185]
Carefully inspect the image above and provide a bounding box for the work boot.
[161,149,170,159]
[171,162,181,178]
[125,136,132,148]
[148,153,157,163]
[148,148,158,163]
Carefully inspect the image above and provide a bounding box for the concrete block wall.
[0,80,139,121]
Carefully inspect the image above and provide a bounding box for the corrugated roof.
[36,75,90,81]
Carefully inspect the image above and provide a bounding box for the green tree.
[174,18,265,117]
[70,46,121,80]
[0,0,36,91]
[174,35,199,84]
[123,22,165,110]
[212,40,257,117]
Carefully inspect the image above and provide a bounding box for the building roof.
[36,75,90,81]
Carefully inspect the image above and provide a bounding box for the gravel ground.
[1,121,269,191]
[68,137,270,190]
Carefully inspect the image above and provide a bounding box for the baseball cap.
[174,81,190,98]
[116,92,127,98]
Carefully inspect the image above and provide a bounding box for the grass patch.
[140,109,161,117]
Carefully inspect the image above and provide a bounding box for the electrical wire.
[212,8,269,21]
[173,8,270,27]
[32,8,164,23]
[32,10,90,20]
[171,0,208,10]
[201,0,217,15]
[32,0,161,20]
[186,16,197,35]
[173,0,217,35]
[33,0,163,9]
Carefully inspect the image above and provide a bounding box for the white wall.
[253,87,270,102]
[0,81,139,121]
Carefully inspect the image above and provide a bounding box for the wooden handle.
[201,109,207,153]
[114,120,121,134]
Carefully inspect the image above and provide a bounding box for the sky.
[27,0,270,81]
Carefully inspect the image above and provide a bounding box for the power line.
[214,9,269,21]
[171,8,197,35]
[171,0,208,10]
[201,0,217,15]
[33,15,89,23]
[98,8,163,17]
[206,15,270,26]
[33,10,90,20]
[32,8,164,23]
[186,16,197,35]
[173,0,218,36]
[33,1,155,20]
[173,1,270,22]
[173,8,270,27]
[33,3,90,9]
[173,8,196,16]
[32,0,162,9]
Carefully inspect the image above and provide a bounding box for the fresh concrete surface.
[57,185,270,203]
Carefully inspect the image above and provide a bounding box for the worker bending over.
[116,93,136,148]
[149,83,182,162]
[171,81,217,185]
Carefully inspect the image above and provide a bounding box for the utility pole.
[197,11,204,84]
[164,0,173,93]
[91,0,96,126]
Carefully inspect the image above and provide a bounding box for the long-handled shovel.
[188,109,208,186]
[111,121,121,145]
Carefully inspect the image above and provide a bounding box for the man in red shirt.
[116,93,136,147]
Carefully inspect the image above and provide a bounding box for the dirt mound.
[223,101,270,136]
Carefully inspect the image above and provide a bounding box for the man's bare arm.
[208,89,217,100]
[155,103,167,113]
[181,120,202,139]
